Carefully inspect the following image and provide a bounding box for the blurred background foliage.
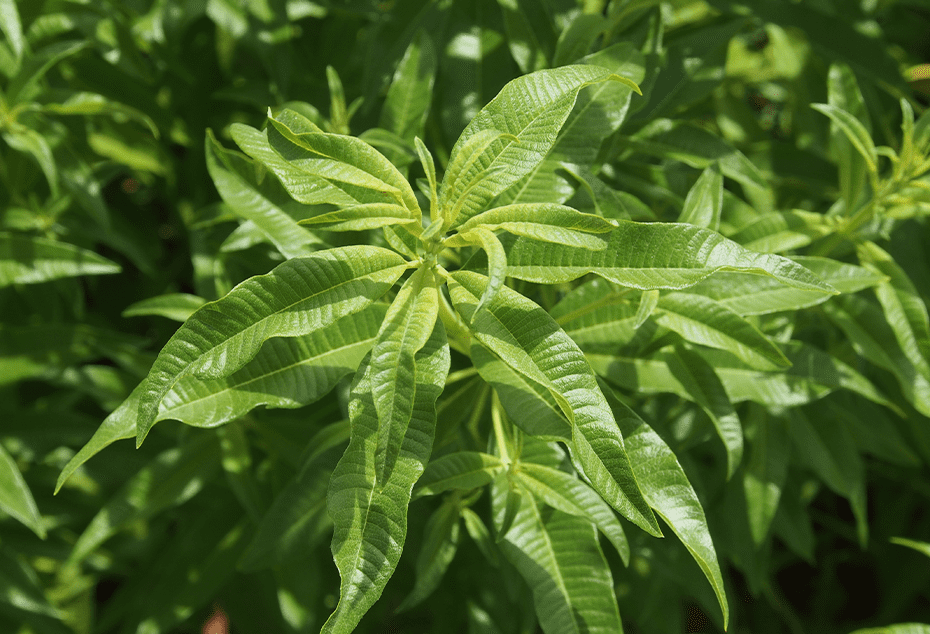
[1,0,929,632]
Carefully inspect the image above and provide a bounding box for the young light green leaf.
[0,232,120,287]
[397,499,461,611]
[729,210,832,254]
[0,0,24,60]
[516,462,630,565]
[889,537,930,560]
[380,31,436,142]
[297,202,417,232]
[136,246,409,445]
[602,384,729,629]
[372,266,440,483]
[743,408,790,545]
[268,115,420,214]
[0,443,45,538]
[448,270,661,536]
[655,292,791,370]
[827,63,871,213]
[323,324,449,634]
[122,293,208,322]
[634,289,660,329]
[678,162,723,230]
[458,202,614,250]
[504,221,836,292]
[206,129,320,258]
[415,137,439,222]
[667,345,744,479]
[447,227,507,313]
[441,64,639,228]
[43,92,159,137]
[67,434,222,566]
[811,103,878,175]
[415,451,504,498]
[492,480,624,634]
[326,65,350,134]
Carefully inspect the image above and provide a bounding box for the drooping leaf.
[515,462,630,565]
[504,222,836,292]
[122,293,208,322]
[0,443,45,538]
[135,246,408,444]
[371,266,440,483]
[323,323,449,634]
[667,345,743,478]
[889,537,930,560]
[440,64,640,228]
[206,129,321,258]
[448,270,660,536]
[0,232,120,287]
[602,384,729,629]
[492,481,624,634]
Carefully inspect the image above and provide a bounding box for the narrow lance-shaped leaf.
[811,102,878,175]
[458,202,614,250]
[415,137,439,223]
[634,289,659,328]
[297,202,416,232]
[441,64,640,229]
[205,129,320,258]
[448,270,661,536]
[380,31,436,142]
[667,345,744,479]
[516,462,630,565]
[491,479,624,634]
[678,162,722,230]
[415,451,504,498]
[397,499,461,611]
[0,232,120,287]
[601,383,729,629]
[136,246,409,445]
[371,266,440,484]
[122,293,207,322]
[504,221,837,292]
[0,444,45,538]
[743,408,790,546]
[323,323,449,634]
[445,227,507,313]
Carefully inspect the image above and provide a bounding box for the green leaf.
[667,345,743,479]
[504,222,836,292]
[371,266,440,483]
[268,114,420,214]
[742,408,790,545]
[602,384,729,629]
[492,481,624,634]
[678,162,722,230]
[827,63,870,213]
[495,42,645,206]
[655,292,790,370]
[2,128,58,196]
[811,103,878,176]
[0,232,120,287]
[684,256,886,316]
[458,202,614,250]
[848,625,930,634]
[380,31,436,142]
[728,210,832,254]
[889,537,930,560]
[0,0,24,60]
[0,443,44,538]
[206,129,321,258]
[397,498,461,611]
[136,246,408,445]
[448,270,660,536]
[516,462,630,565]
[634,289,660,329]
[471,343,571,440]
[5,39,86,105]
[67,434,222,566]
[43,92,160,137]
[297,202,417,232]
[441,64,639,228]
[415,451,504,497]
[122,293,208,322]
[496,0,552,73]
[323,323,449,634]
[415,137,439,222]
[448,227,508,313]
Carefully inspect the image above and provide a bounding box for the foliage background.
[1,0,930,633]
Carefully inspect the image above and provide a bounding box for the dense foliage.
[2,0,930,633]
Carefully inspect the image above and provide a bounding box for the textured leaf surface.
[415,451,503,497]
[0,232,120,287]
[459,202,614,250]
[323,324,449,634]
[492,482,623,634]
[504,222,836,292]
[448,270,660,536]
[603,385,729,629]
[135,246,408,444]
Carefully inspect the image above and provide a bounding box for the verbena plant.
[3,1,930,633]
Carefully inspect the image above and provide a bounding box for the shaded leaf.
[0,443,44,538]
[0,232,120,287]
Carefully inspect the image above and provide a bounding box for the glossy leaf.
[448,270,661,536]
[323,323,449,634]
[504,221,836,292]
[602,385,729,629]
[0,232,120,287]
[135,246,408,444]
